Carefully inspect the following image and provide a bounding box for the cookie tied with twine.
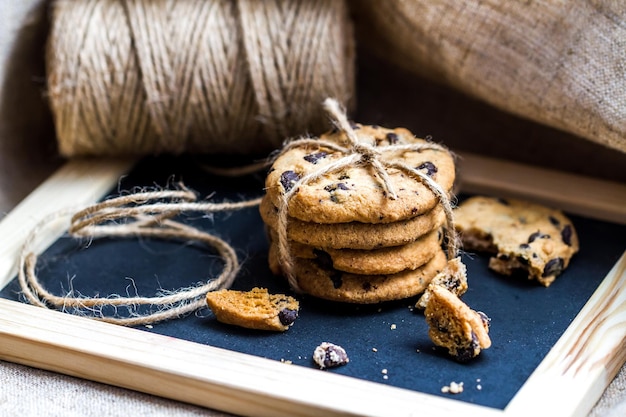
[18,187,262,326]
[265,98,460,297]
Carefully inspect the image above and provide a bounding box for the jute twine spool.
[353,0,626,153]
[46,0,355,157]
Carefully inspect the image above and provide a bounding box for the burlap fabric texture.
[353,0,626,153]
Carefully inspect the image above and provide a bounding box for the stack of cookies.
[260,123,457,303]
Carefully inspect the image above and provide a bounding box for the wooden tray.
[0,153,625,417]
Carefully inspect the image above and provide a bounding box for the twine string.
[18,188,261,326]
[46,0,355,156]
[274,98,458,292]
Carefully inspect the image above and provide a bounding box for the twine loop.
[274,98,458,292]
[18,186,261,326]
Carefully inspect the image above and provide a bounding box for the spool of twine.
[46,0,355,157]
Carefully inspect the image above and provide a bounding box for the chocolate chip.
[497,253,510,261]
[528,231,550,243]
[549,216,560,227]
[338,172,350,180]
[561,225,573,246]
[323,183,349,192]
[477,311,491,328]
[330,271,343,289]
[278,308,298,326]
[519,243,530,249]
[362,282,372,291]
[313,249,333,270]
[455,333,479,362]
[303,151,328,164]
[280,170,300,192]
[542,258,564,277]
[416,161,438,176]
[496,198,509,205]
[386,132,399,144]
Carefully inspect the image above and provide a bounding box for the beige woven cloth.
[353,0,626,154]
[0,1,624,417]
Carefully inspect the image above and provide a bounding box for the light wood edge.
[0,297,501,417]
[505,251,626,417]
[0,155,625,416]
[456,152,626,225]
[0,158,135,288]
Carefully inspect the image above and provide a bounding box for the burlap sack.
[352,0,626,153]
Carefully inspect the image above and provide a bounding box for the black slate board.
[2,155,624,410]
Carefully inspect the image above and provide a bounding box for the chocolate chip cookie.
[269,245,447,303]
[268,227,442,275]
[454,196,579,286]
[264,125,456,224]
[259,195,446,250]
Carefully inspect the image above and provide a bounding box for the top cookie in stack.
[261,121,457,304]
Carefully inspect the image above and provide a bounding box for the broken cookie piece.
[424,286,491,362]
[454,196,579,286]
[313,342,349,369]
[205,287,299,331]
[415,256,468,310]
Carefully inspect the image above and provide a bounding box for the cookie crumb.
[313,342,349,369]
[372,347,378,352]
[441,381,464,394]
[280,358,293,364]
[390,323,397,330]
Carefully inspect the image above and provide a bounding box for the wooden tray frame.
[0,153,624,417]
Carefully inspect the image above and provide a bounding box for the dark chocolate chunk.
[519,243,530,249]
[455,332,480,363]
[477,311,491,328]
[561,225,573,246]
[313,249,334,270]
[280,170,301,192]
[386,132,399,144]
[416,161,438,177]
[549,216,561,227]
[528,231,550,243]
[303,151,328,164]
[323,182,349,192]
[542,258,564,277]
[496,198,509,205]
[278,308,298,326]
